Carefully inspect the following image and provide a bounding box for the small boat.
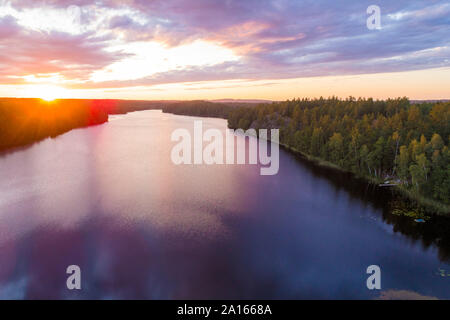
[378,180,397,187]
[414,219,425,223]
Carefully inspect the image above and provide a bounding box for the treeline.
[161,100,238,119]
[96,99,164,114]
[0,98,240,152]
[227,97,450,208]
[0,98,238,152]
[0,98,111,151]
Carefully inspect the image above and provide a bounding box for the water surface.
[0,110,449,299]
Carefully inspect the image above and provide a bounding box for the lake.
[0,110,449,299]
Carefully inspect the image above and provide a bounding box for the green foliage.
[161,100,235,119]
[328,132,344,165]
[227,97,450,206]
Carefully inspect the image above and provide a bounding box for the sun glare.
[24,85,70,101]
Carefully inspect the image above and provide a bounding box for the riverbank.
[161,103,450,216]
[225,98,449,217]
[280,143,450,216]
[2,109,449,300]
[2,99,447,216]
[0,98,110,152]
[0,98,164,153]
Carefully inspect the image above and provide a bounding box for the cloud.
[0,14,128,82]
[1,0,449,88]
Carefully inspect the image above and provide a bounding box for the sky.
[0,0,449,100]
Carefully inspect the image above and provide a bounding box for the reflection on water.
[0,110,449,299]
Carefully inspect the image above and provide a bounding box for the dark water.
[0,110,449,299]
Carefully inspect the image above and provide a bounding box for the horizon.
[0,96,450,103]
[1,0,450,303]
[0,1,449,100]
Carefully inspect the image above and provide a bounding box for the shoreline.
[0,118,108,154]
[2,107,448,216]
[279,143,450,216]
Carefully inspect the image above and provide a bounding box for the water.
[0,110,449,299]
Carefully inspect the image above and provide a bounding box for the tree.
[391,131,401,174]
[416,153,430,182]
[369,137,385,177]
[410,153,429,191]
[407,105,421,125]
[328,132,344,165]
[310,127,324,156]
[360,145,371,175]
[430,133,444,151]
[396,145,410,181]
[351,127,362,170]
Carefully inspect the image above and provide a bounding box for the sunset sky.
[0,0,449,100]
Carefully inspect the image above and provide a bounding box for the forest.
[0,99,237,152]
[160,100,246,118]
[1,97,448,214]
[0,98,109,151]
[0,98,169,151]
[227,97,449,212]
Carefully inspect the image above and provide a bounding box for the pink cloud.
[1,0,449,90]
[0,15,127,82]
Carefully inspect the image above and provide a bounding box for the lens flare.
[25,85,70,101]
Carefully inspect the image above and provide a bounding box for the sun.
[41,92,57,101]
[26,85,70,101]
